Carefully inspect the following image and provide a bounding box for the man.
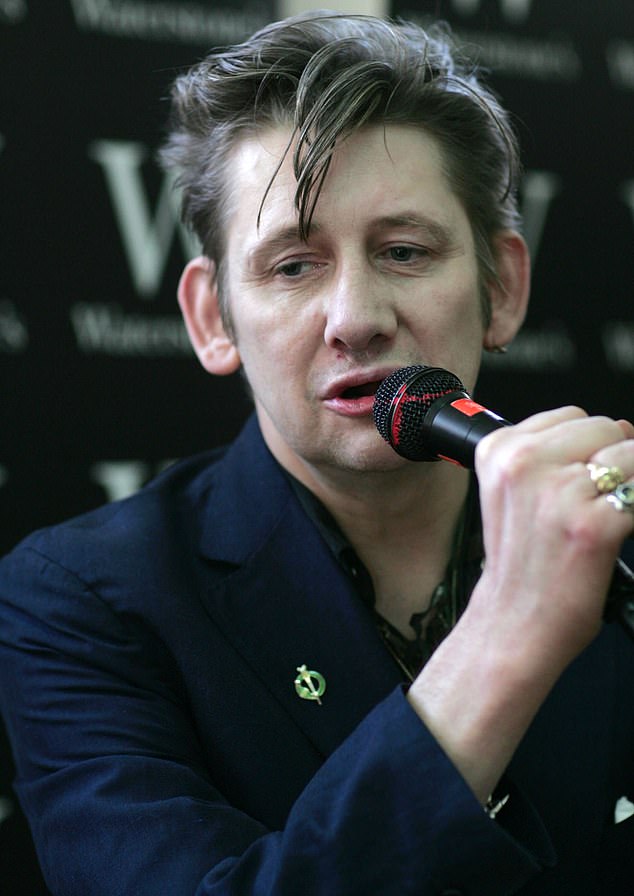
[1,12,634,895]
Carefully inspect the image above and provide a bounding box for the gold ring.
[606,482,634,514]
[586,463,626,494]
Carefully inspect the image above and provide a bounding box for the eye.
[388,245,426,262]
[275,259,316,278]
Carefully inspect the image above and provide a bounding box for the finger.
[616,419,634,439]
[478,406,589,462]
[588,437,634,476]
[514,409,634,439]
[485,414,630,469]
[512,405,588,434]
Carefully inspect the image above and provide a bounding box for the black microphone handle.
[606,561,634,640]
[420,393,511,469]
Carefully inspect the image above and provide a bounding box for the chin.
[324,438,411,474]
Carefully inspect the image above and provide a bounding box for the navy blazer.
[1,415,634,895]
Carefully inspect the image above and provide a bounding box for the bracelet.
[485,791,510,819]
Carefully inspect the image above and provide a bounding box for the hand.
[407,406,634,804]
[472,406,634,673]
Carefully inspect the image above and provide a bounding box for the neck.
[283,451,472,637]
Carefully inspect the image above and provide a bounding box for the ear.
[178,256,241,375]
[482,230,530,351]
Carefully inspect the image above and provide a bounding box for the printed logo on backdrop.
[602,323,634,373]
[447,0,533,25]
[483,322,577,372]
[607,41,634,90]
[0,135,30,356]
[600,181,634,373]
[0,794,13,825]
[483,172,634,375]
[90,459,174,501]
[400,5,581,81]
[70,140,199,359]
[481,169,577,373]
[68,0,271,45]
[0,300,29,354]
[0,0,27,24]
[89,140,198,298]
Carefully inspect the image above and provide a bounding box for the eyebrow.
[246,212,455,271]
[246,225,320,273]
[370,214,454,245]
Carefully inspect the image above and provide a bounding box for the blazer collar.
[197,415,403,756]
[199,414,297,566]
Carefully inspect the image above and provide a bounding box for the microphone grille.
[373,365,465,460]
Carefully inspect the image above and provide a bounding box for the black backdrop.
[1,1,634,890]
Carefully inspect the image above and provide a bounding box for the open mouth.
[340,380,382,399]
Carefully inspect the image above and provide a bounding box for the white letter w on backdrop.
[449,0,534,24]
[89,140,199,299]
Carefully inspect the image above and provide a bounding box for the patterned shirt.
[288,475,484,680]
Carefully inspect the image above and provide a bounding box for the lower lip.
[324,395,376,417]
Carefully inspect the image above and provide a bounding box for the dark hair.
[160,11,522,326]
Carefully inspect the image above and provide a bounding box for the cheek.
[418,278,483,337]
[236,296,322,354]
[420,280,485,375]
[450,265,484,325]
[231,306,311,388]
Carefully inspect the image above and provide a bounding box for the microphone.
[373,364,634,637]
[373,364,511,468]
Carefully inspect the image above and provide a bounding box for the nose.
[323,263,398,353]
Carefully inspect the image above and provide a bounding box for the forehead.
[224,123,469,245]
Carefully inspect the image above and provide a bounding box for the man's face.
[221,123,488,478]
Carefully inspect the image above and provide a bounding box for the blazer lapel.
[197,416,403,758]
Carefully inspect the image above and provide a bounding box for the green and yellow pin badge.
[294,664,326,705]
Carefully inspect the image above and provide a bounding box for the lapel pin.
[295,664,326,705]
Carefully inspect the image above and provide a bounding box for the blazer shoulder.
[0,445,227,580]
[0,415,290,587]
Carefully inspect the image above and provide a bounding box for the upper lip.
[321,367,400,401]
